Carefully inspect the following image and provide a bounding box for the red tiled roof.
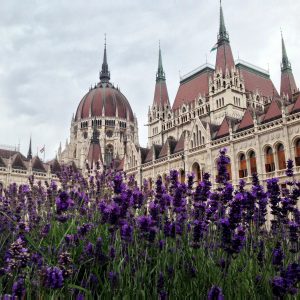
[0,156,6,167]
[262,100,282,123]
[0,149,26,160]
[144,147,154,163]
[158,139,169,158]
[172,70,212,110]
[32,156,46,172]
[140,147,150,164]
[237,109,254,131]
[49,159,61,174]
[75,84,134,122]
[11,154,27,170]
[174,132,185,153]
[291,94,300,113]
[153,81,169,107]
[215,43,235,73]
[215,117,230,138]
[239,67,279,98]
[281,71,297,99]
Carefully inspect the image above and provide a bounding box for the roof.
[0,149,26,160]
[215,117,230,139]
[291,94,300,113]
[32,156,46,172]
[75,83,134,122]
[153,80,169,107]
[237,64,279,98]
[280,71,297,99]
[11,154,27,170]
[236,109,254,131]
[172,68,213,110]
[0,156,6,167]
[139,147,150,164]
[158,137,177,158]
[262,99,282,123]
[174,132,186,153]
[49,159,62,174]
[215,42,235,73]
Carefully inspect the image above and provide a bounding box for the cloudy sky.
[0,0,300,160]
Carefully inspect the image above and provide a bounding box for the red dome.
[75,83,134,122]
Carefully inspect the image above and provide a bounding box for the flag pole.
[43,145,45,162]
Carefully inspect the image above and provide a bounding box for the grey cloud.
[0,0,300,159]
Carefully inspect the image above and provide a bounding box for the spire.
[91,117,99,144]
[99,34,110,83]
[156,41,165,82]
[281,32,292,72]
[280,33,297,99]
[152,42,170,107]
[215,1,235,73]
[218,0,229,44]
[27,136,32,160]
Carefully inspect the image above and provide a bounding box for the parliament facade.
[1,3,300,188]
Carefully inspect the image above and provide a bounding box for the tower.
[148,43,171,146]
[209,1,246,124]
[280,33,297,100]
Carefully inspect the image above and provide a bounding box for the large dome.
[75,82,134,122]
[75,42,134,122]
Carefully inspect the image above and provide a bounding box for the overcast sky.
[0,0,300,160]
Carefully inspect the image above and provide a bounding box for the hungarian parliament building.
[1,3,300,189]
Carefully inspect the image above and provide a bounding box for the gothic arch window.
[249,150,257,175]
[238,154,247,178]
[192,162,201,183]
[295,139,300,166]
[105,144,114,167]
[180,169,185,184]
[265,146,275,173]
[277,143,286,170]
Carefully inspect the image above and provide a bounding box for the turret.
[280,33,297,100]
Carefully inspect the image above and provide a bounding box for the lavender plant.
[0,150,299,299]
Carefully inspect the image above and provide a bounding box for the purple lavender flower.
[120,223,133,242]
[207,285,225,300]
[43,266,64,289]
[12,277,25,298]
[108,271,118,289]
[41,223,51,237]
[272,242,284,267]
[55,191,74,214]
[286,159,294,177]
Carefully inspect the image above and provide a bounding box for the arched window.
[180,169,185,184]
[192,162,201,183]
[295,139,300,166]
[277,144,286,170]
[265,146,275,173]
[239,154,247,178]
[105,144,114,167]
[249,151,257,175]
[226,158,232,180]
[148,178,153,190]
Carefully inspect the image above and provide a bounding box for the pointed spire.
[91,117,99,144]
[215,1,235,73]
[27,136,32,160]
[156,41,165,82]
[152,42,170,107]
[280,32,297,99]
[99,34,110,83]
[218,0,229,44]
[281,32,292,72]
